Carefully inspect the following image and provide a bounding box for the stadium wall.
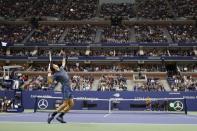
[0,91,197,111]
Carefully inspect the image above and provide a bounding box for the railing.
[1,42,197,47]
[0,71,167,79]
[0,55,197,62]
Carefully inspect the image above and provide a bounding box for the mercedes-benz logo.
[173,101,183,111]
[38,99,48,110]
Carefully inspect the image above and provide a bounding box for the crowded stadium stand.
[0,1,197,129]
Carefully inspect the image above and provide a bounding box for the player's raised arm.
[47,68,53,85]
[47,50,53,84]
[48,50,52,72]
[61,57,66,68]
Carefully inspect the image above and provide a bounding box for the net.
[33,96,187,115]
[109,98,187,114]
[33,96,110,113]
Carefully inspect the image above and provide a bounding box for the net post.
[34,97,38,113]
[108,99,111,114]
[184,98,187,115]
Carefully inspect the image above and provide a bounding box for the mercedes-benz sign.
[38,99,48,110]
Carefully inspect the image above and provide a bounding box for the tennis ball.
[169,102,174,107]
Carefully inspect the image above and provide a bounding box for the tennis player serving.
[47,55,74,124]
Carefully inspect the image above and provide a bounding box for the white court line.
[0,113,35,118]
[0,121,197,126]
[104,114,111,117]
[175,115,197,120]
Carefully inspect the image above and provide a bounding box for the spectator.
[100,3,134,18]
[63,24,97,44]
[168,75,197,91]
[63,0,97,20]
[97,74,127,91]
[168,25,197,43]
[168,0,196,18]
[0,0,36,19]
[136,0,174,19]
[24,0,65,19]
[135,25,168,42]
[0,25,32,44]
[28,25,65,44]
[101,25,130,43]
[134,78,165,91]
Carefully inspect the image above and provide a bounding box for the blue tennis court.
[1,111,197,131]
[1,111,197,124]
